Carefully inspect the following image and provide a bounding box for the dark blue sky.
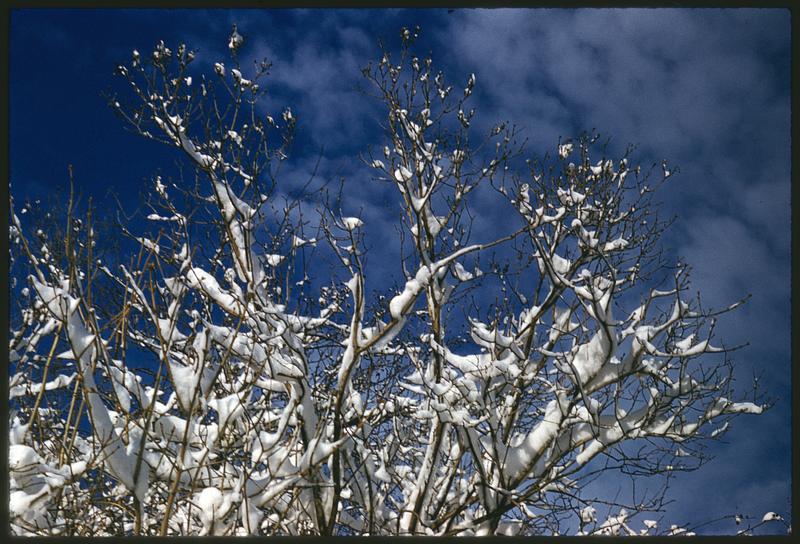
[10,8,791,533]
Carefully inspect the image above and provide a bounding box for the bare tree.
[8,27,781,536]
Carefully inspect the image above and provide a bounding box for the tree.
[8,27,778,536]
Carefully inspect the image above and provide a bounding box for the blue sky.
[10,8,791,533]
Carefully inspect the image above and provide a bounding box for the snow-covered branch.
[8,27,771,536]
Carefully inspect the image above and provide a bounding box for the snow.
[265,253,284,266]
[725,401,764,415]
[227,129,242,146]
[503,396,566,481]
[342,216,363,230]
[174,125,215,168]
[393,166,413,183]
[9,444,41,471]
[674,334,695,352]
[557,187,585,205]
[389,265,432,320]
[209,392,247,429]
[672,338,720,357]
[603,237,628,252]
[452,261,474,281]
[566,329,614,385]
[147,213,182,222]
[550,253,571,275]
[231,69,252,87]
[185,266,242,314]
[31,277,149,502]
[9,372,77,399]
[292,235,315,248]
[668,525,695,536]
[196,487,237,534]
[157,317,186,344]
[228,26,244,50]
[10,487,50,522]
[170,361,203,413]
[596,508,633,536]
[580,505,597,523]
[496,520,522,536]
